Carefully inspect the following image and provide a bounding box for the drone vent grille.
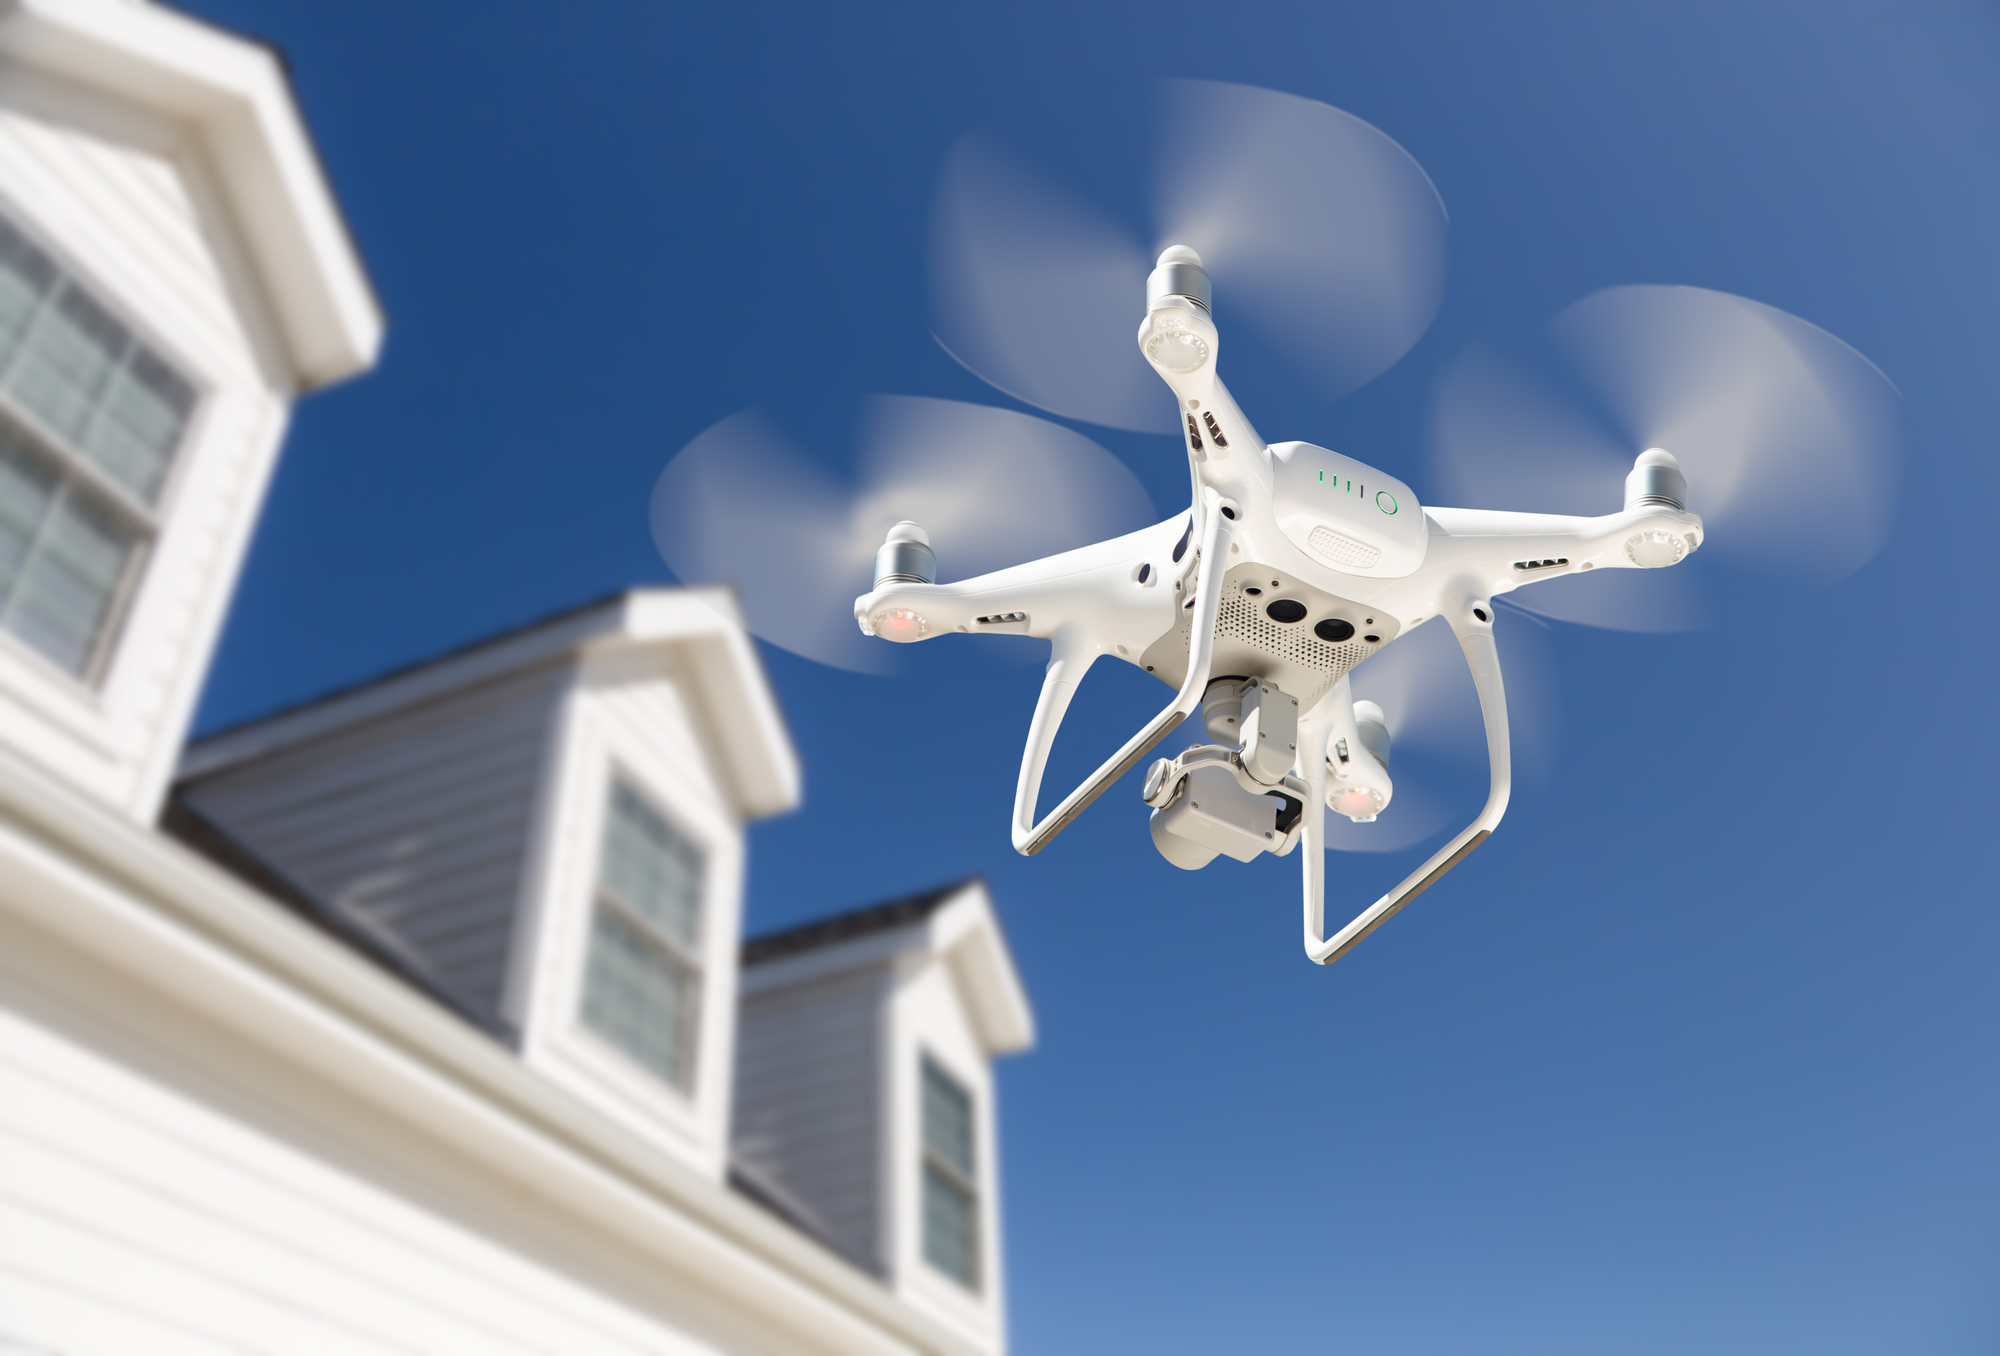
[1216,595,1372,677]
[1307,525,1381,571]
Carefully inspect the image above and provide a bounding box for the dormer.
[733,880,1034,1353]
[0,0,380,820]
[172,589,801,1175]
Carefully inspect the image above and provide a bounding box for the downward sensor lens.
[1314,618,1355,642]
[1265,599,1308,624]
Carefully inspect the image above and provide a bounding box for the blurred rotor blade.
[652,398,1156,673]
[1429,345,1632,517]
[652,409,888,673]
[1331,616,1557,852]
[928,134,1162,433]
[1553,285,1898,581]
[1428,348,1709,631]
[1428,286,1898,631]
[1349,616,1483,756]
[1154,79,1449,402]
[929,81,1448,432]
[854,396,1157,580]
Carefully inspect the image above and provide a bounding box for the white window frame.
[576,773,708,1094]
[0,205,201,687]
[918,1051,982,1292]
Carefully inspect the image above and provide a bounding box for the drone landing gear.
[1300,602,1512,965]
[1009,488,1238,856]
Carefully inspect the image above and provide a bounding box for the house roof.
[0,0,383,388]
[159,791,505,1036]
[741,878,970,967]
[179,587,802,821]
[742,878,1035,1057]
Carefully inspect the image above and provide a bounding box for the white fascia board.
[618,589,801,820]
[928,884,1035,1058]
[0,738,980,1356]
[738,921,929,998]
[740,883,1035,1057]
[0,0,383,388]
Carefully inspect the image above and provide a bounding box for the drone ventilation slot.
[1306,526,1382,571]
[1512,557,1569,571]
[1215,594,1372,678]
[1202,412,1229,448]
[1185,414,1203,450]
[976,611,1027,625]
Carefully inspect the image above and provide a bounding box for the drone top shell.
[1267,442,1426,579]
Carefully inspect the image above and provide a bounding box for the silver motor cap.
[873,520,937,589]
[1147,245,1212,314]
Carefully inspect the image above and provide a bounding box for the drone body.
[655,83,1892,969]
[853,249,1705,965]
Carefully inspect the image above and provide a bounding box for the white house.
[0,4,1035,1354]
[0,0,381,821]
[736,880,1034,1343]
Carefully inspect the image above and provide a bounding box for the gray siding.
[733,965,887,1275]
[176,669,565,1025]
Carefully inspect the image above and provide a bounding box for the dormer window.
[0,214,194,679]
[921,1056,981,1290]
[581,780,707,1092]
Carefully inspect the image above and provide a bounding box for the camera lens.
[1265,599,1308,624]
[1314,618,1355,643]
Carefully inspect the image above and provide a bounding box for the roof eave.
[179,588,801,824]
[0,0,383,389]
[930,882,1036,1057]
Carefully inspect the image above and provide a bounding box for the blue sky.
[187,2,1999,1351]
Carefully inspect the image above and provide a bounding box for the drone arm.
[1012,490,1236,856]
[1304,602,1512,965]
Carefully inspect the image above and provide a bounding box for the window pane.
[600,782,704,951]
[5,284,127,447]
[922,1058,976,1178]
[922,1161,979,1288]
[0,218,55,372]
[79,347,191,505]
[0,429,57,606]
[5,486,133,675]
[581,905,699,1090]
[0,212,195,683]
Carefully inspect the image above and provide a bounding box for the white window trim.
[577,774,708,1093]
[509,683,745,1175]
[917,1050,982,1293]
[0,197,207,689]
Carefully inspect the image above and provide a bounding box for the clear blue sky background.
[185,2,1998,1351]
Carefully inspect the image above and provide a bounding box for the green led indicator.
[1318,470,1324,483]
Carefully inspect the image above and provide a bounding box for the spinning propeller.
[1429,285,1900,631]
[929,79,1449,432]
[650,396,1154,672]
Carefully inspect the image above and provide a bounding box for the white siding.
[0,60,297,821]
[733,965,889,1275]
[177,668,567,1025]
[0,911,797,1356]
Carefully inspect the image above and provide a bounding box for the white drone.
[657,82,1896,967]
[853,243,1699,965]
